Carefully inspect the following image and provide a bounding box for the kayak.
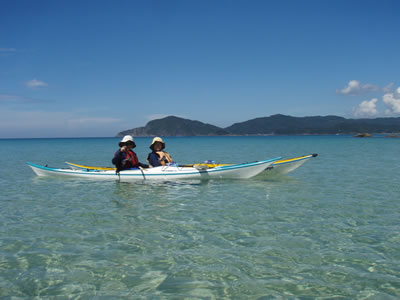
[65,153,318,176]
[27,157,281,181]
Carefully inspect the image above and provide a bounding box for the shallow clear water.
[1,136,399,298]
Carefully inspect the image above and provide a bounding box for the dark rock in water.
[354,133,372,138]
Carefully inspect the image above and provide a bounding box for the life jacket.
[147,151,172,167]
[125,150,139,168]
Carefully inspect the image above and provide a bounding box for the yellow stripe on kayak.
[273,154,312,165]
[192,154,313,167]
[189,163,232,168]
[65,162,116,171]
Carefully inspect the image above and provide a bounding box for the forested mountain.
[225,114,347,134]
[117,114,400,136]
[117,116,228,136]
[225,114,400,134]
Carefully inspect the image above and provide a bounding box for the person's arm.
[148,152,162,167]
[112,150,123,165]
[138,162,149,168]
[112,150,124,172]
[156,151,173,165]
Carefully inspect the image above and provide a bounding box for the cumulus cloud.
[337,80,379,95]
[354,98,378,117]
[383,88,400,114]
[25,79,48,88]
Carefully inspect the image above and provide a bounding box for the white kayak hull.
[262,153,317,176]
[27,158,280,181]
[65,154,318,177]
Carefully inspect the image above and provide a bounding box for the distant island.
[117,115,400,137]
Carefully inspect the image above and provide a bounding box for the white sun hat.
[150,137,165,150]
[120,135,134,143]
[119,135,135,147]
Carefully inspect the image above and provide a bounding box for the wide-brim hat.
[150,137,165,150]
[119,135,136,147]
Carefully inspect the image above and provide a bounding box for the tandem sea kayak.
[64,154,318,177]
[27,157,281,181]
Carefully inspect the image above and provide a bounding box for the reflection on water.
[112,179,211,201]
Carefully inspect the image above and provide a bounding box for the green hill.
[225,114,347,135]
[117,114,400,136]
[226,114,400,134]
[117,116,228,136]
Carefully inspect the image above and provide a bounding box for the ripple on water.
[1,136,400,298]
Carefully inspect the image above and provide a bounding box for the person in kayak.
[112,135,149,172]
[147,137,174,167]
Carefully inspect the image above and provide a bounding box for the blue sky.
[1,0,400,138]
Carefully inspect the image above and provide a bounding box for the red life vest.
[125,150,139,168]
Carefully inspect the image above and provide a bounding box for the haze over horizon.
[1,0,400,138]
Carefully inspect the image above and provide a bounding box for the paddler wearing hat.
[147,137,174,167]
[112,135,149,172]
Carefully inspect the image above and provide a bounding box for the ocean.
[0,136,399,298]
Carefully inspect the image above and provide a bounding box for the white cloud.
[25,79,48,88]
[0,108,125,138]
[337,80,379,95]
[0,94,24,102]
[0,48,17,56]
[0,109,70,137]
[0,48,17,52]
[68,117,121,126]
[383,88,400,114]
[354,98,378,117]
[383,82,394,93]
[0,94,44,104]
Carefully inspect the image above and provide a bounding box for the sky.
[1,0,400,138]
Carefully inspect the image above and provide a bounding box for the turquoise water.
[1,136,399,298]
